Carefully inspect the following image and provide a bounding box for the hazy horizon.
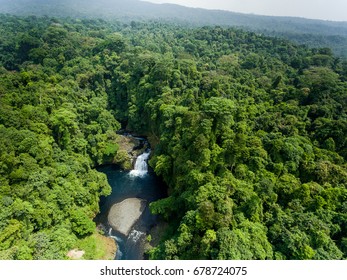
[144,0,347,22]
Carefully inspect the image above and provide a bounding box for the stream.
[94,146,167,260]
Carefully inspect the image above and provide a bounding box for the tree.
[70,209,95,237]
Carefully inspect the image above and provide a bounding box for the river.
[94,148,167,260]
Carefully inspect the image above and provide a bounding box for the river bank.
[68,230,117,260]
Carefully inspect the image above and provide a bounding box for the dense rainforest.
[2,0,347,59]
[0,14,346,260]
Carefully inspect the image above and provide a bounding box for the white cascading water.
[108,228,123,259]
[108,228,123,243]
[128,229,145,243]
[129,150,150,177]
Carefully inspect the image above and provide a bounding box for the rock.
[67,249,85,260]
[116,135,141,153]
[113,135,144,170]
[108,198,146,236]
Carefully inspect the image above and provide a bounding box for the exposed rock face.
[107,198,146,236]
[116,135,141,154]
[113,135,148,170]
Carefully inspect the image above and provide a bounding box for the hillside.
[0,14,346,259]
[1,0,347,57]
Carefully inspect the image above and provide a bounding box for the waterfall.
[129,150,150,177]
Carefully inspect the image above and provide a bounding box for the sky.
[144,0,347,22]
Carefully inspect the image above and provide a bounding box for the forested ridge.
[2,0,347,58]
[0,15,346,260]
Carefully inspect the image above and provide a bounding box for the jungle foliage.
[0,15,346,259]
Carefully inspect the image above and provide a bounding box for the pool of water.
[94,164,167,260]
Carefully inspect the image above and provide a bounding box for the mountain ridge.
[1,0,347,57]
[1,0,346,31]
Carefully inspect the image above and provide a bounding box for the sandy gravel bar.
[108,198,146,236]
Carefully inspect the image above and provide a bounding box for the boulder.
[108,198,146,236]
